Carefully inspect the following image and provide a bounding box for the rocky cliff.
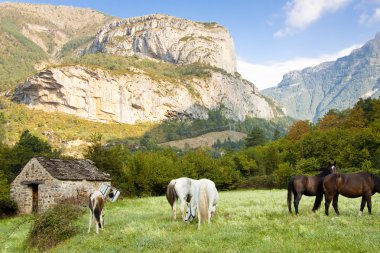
[262,33,380,122]
[13,66,281,124]
[84,14,237,74]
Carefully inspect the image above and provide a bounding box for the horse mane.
[316,167,332,177]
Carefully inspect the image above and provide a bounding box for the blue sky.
[2,0,380,89]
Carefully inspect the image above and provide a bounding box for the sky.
[1,0,380,90]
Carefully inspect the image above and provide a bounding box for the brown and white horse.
[88,191,105,234]
[166,177,195,221]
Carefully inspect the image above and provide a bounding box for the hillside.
[262,33,380,122]
[159,130,247,149]
[0,2,114,91]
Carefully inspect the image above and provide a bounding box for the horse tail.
[198,182,209,223]
[166,180,177,208]
[93,196,104,228]
[313,190,323,211]
[287,176,295,213]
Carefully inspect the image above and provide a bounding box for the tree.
[245,127,267,147]
[4,130,56,181]
[344,107,367,129]
[287,120,312,141]
[15,130,52,153]
[317,111,344,130]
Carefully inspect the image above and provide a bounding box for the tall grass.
[1,190,380,252]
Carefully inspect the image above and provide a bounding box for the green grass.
[2,190,380,252]
[62,53,214,82]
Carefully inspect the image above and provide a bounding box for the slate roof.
[35,157,110,181]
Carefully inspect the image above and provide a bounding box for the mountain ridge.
[262,32,380,122]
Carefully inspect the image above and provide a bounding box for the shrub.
[0,199,18,217]
[27,204,83,251]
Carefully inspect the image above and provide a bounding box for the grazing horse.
[88,191,105,234]
[166,177,195,220]
[323,172,380,216]
[88,188,116,234]
[184,178,219,229]
[287,162,337,215]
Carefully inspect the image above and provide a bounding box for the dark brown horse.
[323,172,380,215]
[287,162,337,215]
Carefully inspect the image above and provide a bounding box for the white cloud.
[275,0,351,37]
[359,8,380,24]
[237,44,362,90]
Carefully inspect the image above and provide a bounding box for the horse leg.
[332,193,340,215]
[365,193,372,215]
[172,199,177,220]
[294,193,302,215]
[180,198,187,221]
[208,202,214,223]
[324,193,333,216]
[88,210,93,233]
[359,196,366,216]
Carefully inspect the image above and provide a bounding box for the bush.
[27,204,83,251]
[0,199,18,217]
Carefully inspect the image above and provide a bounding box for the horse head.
[329,161,337,174]
[184,202,196,222]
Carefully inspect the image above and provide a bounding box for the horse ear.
[334,161,336,166]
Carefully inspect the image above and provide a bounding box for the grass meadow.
[1,189,380,252]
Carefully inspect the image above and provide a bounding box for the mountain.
[0,2,114,91]
[83,14,236,74]
[13,14,284,123]
[262,33,380,122]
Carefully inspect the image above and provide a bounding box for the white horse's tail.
[166,180,178,208]
[198,182,209,224]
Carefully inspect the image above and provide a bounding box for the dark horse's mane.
[316,166,333,177]
[370,173,380,187]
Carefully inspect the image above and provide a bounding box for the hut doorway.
[31,184,39,213]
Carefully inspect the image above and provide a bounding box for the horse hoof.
[358,211,363,216]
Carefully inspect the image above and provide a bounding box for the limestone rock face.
[84,14,237,74]
[14,66,281,124]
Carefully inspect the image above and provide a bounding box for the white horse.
[185,178,219,229]
[166,177,195,220]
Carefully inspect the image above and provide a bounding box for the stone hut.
[10,157,111,214]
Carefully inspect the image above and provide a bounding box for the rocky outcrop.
[14,66,282,124]
[263,33,380,122]
[84,14,237,74]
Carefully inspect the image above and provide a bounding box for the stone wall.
[10,158,110,214]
